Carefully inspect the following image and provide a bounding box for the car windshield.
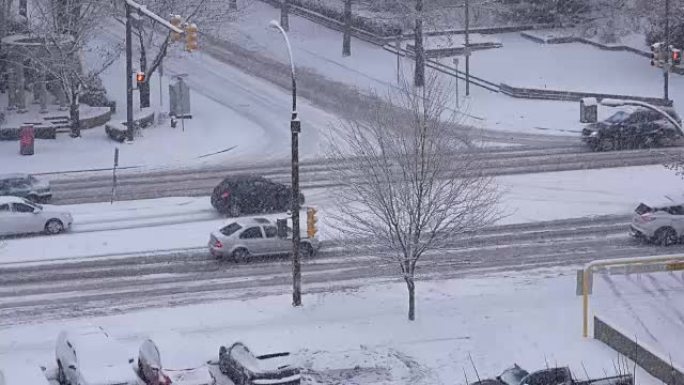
[7,3,684,383]
[499,367,530,385]
[22,198,42,210]
[220,222,242,236]
[635,203,652,215]
[605,111,630,123]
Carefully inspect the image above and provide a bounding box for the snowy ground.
[593,270,684,373]
[221,1,684,136]
[0,269,666,385]
[1,165,680,264]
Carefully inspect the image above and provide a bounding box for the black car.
[581,107,682,151]
[0,173,52,202]
[210,175,304,216]
[218,342,301,385]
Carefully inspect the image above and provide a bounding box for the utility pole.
[280,0,290,31]
[453,57,459,108]
[664,0,670,101]
[342,0,352,56]
[464,0,470,96]
[414,0,425,87]
[125,1,135,141]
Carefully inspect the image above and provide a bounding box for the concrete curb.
[594,316,684,384]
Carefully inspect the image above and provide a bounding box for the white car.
[208,217,319,261]
[56,326,137,385]
[135,339,215,385]
[0,366,51,385]
[630,198,684,246]
[0,196,72,236]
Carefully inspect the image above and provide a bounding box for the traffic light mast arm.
[124,0,184,34]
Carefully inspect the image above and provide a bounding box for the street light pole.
[125,1,134,141]
[269,20,302,307]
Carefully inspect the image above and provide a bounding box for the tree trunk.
[413,0,425,87]
[342,0,352,56]
[405,275,416,321]
[229,0,238,10]
[69,89,80,138]
[280,0,290,31]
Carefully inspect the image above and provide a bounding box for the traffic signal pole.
[125,2,134,141]
[664,0,670,101]
[122,0,185,142]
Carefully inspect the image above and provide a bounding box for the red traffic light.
[135,72,146,83]
[672,50,681,65]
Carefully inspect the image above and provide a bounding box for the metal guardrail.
[579,254,684,337]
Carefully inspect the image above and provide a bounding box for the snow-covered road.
[44,145,679,205]
[3,213,684,326]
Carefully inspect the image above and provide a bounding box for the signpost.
[111,148,119,204]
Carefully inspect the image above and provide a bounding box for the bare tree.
[326,73,500,321]
[7,0,120,137]
[131,0,248,109]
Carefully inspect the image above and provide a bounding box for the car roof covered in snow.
[61,327,134,374]
[0,365,50,385]
[639,196,684,208]
[0,173,30,180]
[230,217,276,227]
[0,196,29,205]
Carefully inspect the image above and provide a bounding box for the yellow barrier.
[581,254,684,338]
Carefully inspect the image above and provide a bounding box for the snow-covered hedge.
[270,0,403,36]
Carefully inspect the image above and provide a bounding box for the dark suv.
[581,107,682,151]
[0,173,52,202]
[211,175,304,216]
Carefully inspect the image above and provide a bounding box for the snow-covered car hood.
[80,363,137,385]
[165,367,214,385]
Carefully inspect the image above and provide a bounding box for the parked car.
[211,175,304,217]
[208,217,319,261]
[472,365,632,385]
[55,326,137,385]
[581,107,682,151]
[218,342,300,385]
[630,198,684,246]
[135,339,214,385]
[0,366,51,385]
[0,173,52,202]
[0,196,72,236]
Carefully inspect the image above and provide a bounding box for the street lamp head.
[599,98,626,107]
[269,20,281,30]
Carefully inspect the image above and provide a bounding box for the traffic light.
[135,71,146,84]
[306,207,318,238]
[651,42,665,66]
[671,48,681,65]
[170,15,183,42]
[185,23,198,52]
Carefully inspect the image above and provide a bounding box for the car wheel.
[232,248,249,262]
[57,360,67,385]
[599,136,616,151]
[655,227,677,247]
[45,219,65,235]
[299,242,314,258]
